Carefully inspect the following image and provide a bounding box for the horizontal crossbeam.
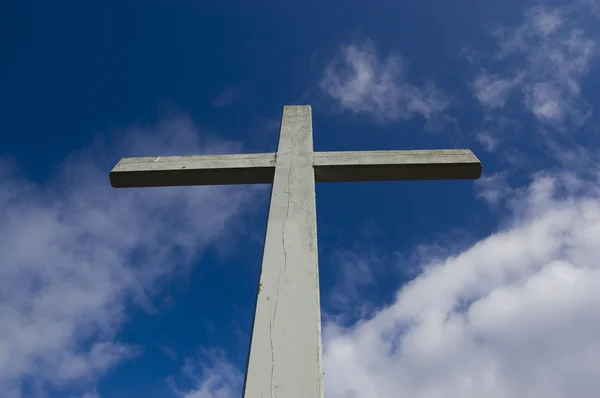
[313,149,481,182]
[109,149,481,188]
[109,153,276,188]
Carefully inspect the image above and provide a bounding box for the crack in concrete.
[271,268,282,398]
[283,164,292,274]
[269,311,275,398]
[270,163,291,398]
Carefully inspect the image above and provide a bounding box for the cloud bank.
[323,170,600,398]
[0,116,260,398]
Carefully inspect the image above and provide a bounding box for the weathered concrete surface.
[109,153,276,188]
[242,105,324,398]
[314,149,482,182]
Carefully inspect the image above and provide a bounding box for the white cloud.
[531,6,563,35]
[320,39,449,123]
[472,5,597,134]
[475,172,512,206]
[0,116,261,397]
[475,131,498,151]
[172,350,243,398]
[472,72,520,109]
[326,248,381,319]
[474,113,525,154]
[78,392,100,398]
[322,170,600,398]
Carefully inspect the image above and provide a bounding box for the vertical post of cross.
[242,105,323,398]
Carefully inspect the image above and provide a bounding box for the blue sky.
[2,1,600,397]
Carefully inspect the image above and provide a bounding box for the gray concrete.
[314,149,481,182]
[243,105,323,398]
[109,105,483,398]
[110,153,276,187]
[109,149,481,187]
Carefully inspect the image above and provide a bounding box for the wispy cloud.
[472,72,521,109]
[319,39,450,123]
[160,345,179,361]
[79,392,100,398]
[0,116,260,397]
[210,88,241,108]
[475,171,513,207]
[171,350,243,398]
[326,248,381,318]
[471,5,597,137]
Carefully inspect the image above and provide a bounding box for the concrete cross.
[109,105,482,398]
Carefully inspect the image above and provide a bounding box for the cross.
[109,105,481,398]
